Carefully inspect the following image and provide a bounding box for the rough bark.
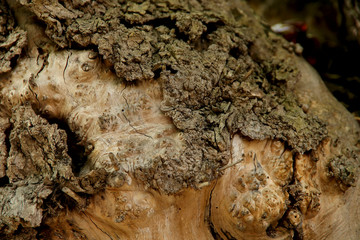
[0,0,359,239]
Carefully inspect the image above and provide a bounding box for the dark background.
[247,0,360,117]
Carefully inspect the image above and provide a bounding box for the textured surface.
[15,0,327,155]
[0,105,107,235]
[0,0,359,239]
[0,106,70,233]
[0,0,27,74]
[211,136,293,239]
[0,0,329,195]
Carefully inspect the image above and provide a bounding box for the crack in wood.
[63,52,72,83]
[83,211,114,240]
[122,95,153,139]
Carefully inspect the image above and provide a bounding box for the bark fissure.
[3,124,11,160]
[0,175,9,187]
[45,118,87,176]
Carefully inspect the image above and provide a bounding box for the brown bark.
[0,0,359,239]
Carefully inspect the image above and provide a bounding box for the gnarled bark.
[0,0,359,239]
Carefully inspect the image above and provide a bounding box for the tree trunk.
[0,0,359,239]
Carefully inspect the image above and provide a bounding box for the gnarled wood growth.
[0,0,359,239]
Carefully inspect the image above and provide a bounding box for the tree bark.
[0,0,359,239]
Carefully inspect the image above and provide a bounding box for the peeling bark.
[0,0,359,239]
